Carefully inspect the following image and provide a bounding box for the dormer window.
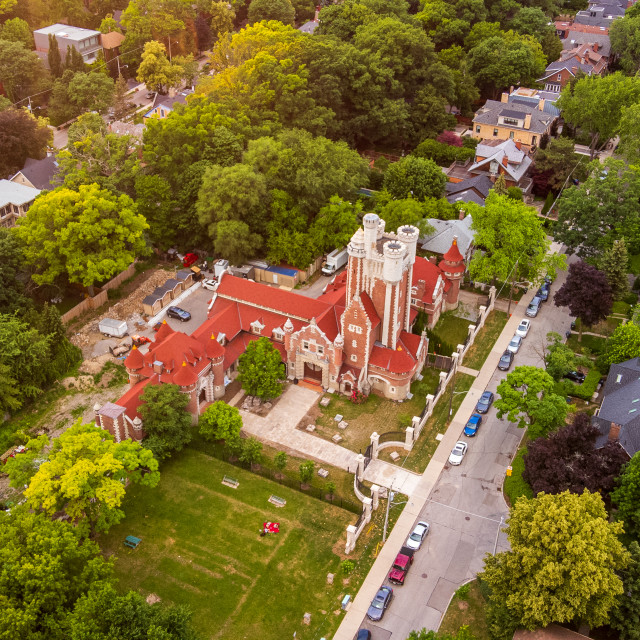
[273,328,284,341]
[502,117,520,126]
[250,320,265,335]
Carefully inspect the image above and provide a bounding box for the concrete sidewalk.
[333,286,537,640]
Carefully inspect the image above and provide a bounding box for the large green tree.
[603,322,640,366]
[16,184,149,294]
[237,337,285,400]
[543,331,586,381]
[138,383,193,460]
[599,239,630,301]
[0,106,52,177]
[24,421,160,536]
[0,17,33,48]
[466,192,565,287]
[495,365,569,439]
[309,196,362,255]
[531,137,583,193]
[610,541,640,640]
[618,103,640,165]
[483,491,629,635]
[612,453,640,542]
[610,8,640,75]
[383,155,447,201]
[555,160,640,259]
[67,71,115,113]
[248,0,295,25]
[0,38,48,102]
[0,228,31,316]
[199,401,243,442]
[136,40,182,93]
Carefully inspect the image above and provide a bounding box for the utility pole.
[383,486,394,543]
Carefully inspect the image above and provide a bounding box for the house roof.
[0,179,40,208]
[298,20,318,33]
[108,121,145,141]
[445,175,493,199]
[513,624,591,640]
[369,331,422,374]
[421,216,474,256]
[359,291,380,330]
[593,358,640,456]
[34,23,101,40]
[472,100,554,135]
[11,156,59,190]
[442,238,464,263]
[562,32,611,57]
[100,31,125,49]
[471,139,533,183]
[145,91,192,117]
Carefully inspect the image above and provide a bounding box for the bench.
[222,475,239,489]
[124,535,141,549]
[269,495,286,507]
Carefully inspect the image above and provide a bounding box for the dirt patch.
[457,601,469,611]
[146,593,162,604]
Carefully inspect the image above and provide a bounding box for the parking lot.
[154,285,213,335]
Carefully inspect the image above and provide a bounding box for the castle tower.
[362,213,379,259]
[439,236,465,309]
[173,361,199,423]
[381,239,407,349]
[346,227,366,301]
[123,346,144,386]
[396,225,420,331]
[205,334,226,400]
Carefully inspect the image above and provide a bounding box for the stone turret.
[439,236,465,309]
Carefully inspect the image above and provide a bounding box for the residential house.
[574,6,617,27]
[471,98,555,148]
[143,91,192,121]
[446,139,534,194]
[421,218,475,261]
[593,357,640,458]
[562,24,611,57]
[107,121,145,144]
[101,31,126,75]
[34,24,102,66]
[538,42,609,92]
[445,175,493,207]
[507,87,561,117]
[0,179,40,228]
[10,156,59,190]
[96,215,468,440]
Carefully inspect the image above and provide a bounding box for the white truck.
[321,247,348,276]
[98,318,128,338]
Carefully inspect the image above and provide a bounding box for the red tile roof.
[140,332,209,381]
[359,292,380,330]
[154,321,174,344]
[369,339,417,374]
[412,256,446,304]
[124,345,144,370]
[443,238,464,263]
[399,331,422,358]
[118,376,155,420]
[173,360,199,387]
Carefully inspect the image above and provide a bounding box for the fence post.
[370,431,380,459]
[477,305,487,329]
[363,497,372,523]
[356,453,365,479]
[438,371,447,393]
[404,426,414,450]
[488,286,497,310]
[345,524,357,554]
[371,484,380,510]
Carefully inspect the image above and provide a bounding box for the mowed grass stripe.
[101,448,353,640]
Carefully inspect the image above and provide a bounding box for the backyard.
[99,447,402,640]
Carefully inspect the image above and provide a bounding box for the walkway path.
[457,365,479,377]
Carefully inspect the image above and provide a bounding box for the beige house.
[0,180,40,228]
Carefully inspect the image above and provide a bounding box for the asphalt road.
[360,264,575,640]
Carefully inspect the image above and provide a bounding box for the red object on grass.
[183,253,198,267]
[263,522,280,533]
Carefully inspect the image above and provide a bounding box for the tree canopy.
[237,337,285,399]
[612,453,640,542]
[383,155,447,201]
[199,400,243,441]
[0,107,52,177]
[603,321,640,366]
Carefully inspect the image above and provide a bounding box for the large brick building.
[96,214,465,440]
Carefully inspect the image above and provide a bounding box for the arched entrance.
[304,362,323,384]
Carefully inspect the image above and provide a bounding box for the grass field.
[100,448,382,640]
[463,311,509,371]
[503,445,533,507]
[439,580,490,640]
[432,312,474,349]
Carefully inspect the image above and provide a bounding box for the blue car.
[476,391,494,414]
[464,413,483,437]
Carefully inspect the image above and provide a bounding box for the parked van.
[526,296,542,318]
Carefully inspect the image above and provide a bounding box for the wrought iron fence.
[353,510,365,531]
[363,444,373,470]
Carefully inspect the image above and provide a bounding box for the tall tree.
[610,541,640,640]
[466,192,565,287]
[0,228,31,316]
[210,0,236,41]
[199,401,243,442]
[309,196,362,255]
[554,160,640,259]
[248,0,295,25]
[0,106,52,178]
[543,331,586,380]
[1,18,34,49]
[0,509,114,640]
[214,219,263,265]
[557,73,640,158]
[483,491,629,634]
[237,337,285,400]
[554,261,613,341]
[523,412,628,498]
[610,9,640,75]
[599,239,630,301]
[531,137,583,193]
[618,103,640,165]
[67,71,115,113]
[136,40,182,93]
[603,322,640,366]
[24,421,160,536]
[138,383,193,460]
[383,156,447,200]
[612,453,640,542]
[0,38,48,103]
[15,184,149,295]
[495,365,569,439]
[112,73,129,119]
[48,33,63,77]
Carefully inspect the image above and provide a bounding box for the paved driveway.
[158,286,213,335]
[337,255,575,640]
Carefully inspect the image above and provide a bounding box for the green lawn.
[100,448,377,640]
[630,254,640,276]
[566,334,607,355]
[432,312,474,349]
[439,579,490,640]
[313,368,441,453]
[612,301,631,315]
[503,445,533,507]
[463,311,509,371]
[380,373,475,472]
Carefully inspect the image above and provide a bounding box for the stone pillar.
[451,352,460,373]
[345,524,357,554]
[356,453,364,479]
[363,497,372,523]
[94,403,102,429]
[438,371,447,392]
[371,484,380,510]
[457,343,465,358]
[478,305,487,329]
[468,324,475,341]
[488,286,497,310]
[411,415,421,437]
[370,431,380,459]
[404,426,414,450]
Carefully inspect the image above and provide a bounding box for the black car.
[498,350,514,371]
[366,586,393,621]
[476,391,494,414]
[166,306,191,322]
[356,631,372,640]
[564,370,586,384]
[536,283,550,302]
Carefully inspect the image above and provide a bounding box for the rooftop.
[473,100,554,134]
[11,156,59,190]
[0,179,41,207]
[34,23,101,41]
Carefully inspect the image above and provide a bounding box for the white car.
[515,319,531,338]
[202,279,217,291]
[405,521,430,550]
[507,335,522,353]
[448,441,468,466]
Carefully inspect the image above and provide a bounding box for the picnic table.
[124,535,141,549]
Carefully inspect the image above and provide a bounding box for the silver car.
[405,521,430,550]
[507,335,522,353]
[448,441,468,465]
[366,585,393,621]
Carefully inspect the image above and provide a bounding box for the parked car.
[564,370,586,384]
[498,350,514,371]
[166,306,191,322]
[536,283,550,302]
[182,252,199,268]
[516,319,531,338]
[146,91,156,99]
[356,630,372,640]
[367,586,393,621]
[476,391,494,414]
[388,547,415,585]
[202,278,217,291]
[526,296,543,318]
[405,521,430,550]
[464,413,482,437]
[448,441,468,465]
[507,335,522,354]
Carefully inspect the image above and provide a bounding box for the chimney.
[153,360,163,374]
[515,141,522,150]
[502,156,508,167]
[459,208,466,220]
[571,65,578,74]
[538,98,545,111]
[501,92,509,103]
[168,87,177,97]
[593,42,598,52]
[429,256,437,264]
[524,113,532,130]
[609,422,621,441]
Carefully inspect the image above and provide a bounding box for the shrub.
[541,191,554,216]
[507,186,523,201]
[299,460,314,483]
[567,368,601,400]
[341,559,355,574]
[462,136,479,149]
[436,130,463,147]
[623,292,638,305]
[633,277,640,291]
[413,138,474,167]
[455,582,471,599]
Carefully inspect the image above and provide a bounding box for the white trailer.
[98,318,128,338]
[321,247,348,276]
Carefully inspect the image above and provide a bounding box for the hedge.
[413,138,475,167]
[567,368,601,400]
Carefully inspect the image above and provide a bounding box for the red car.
[183,253,198,267]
